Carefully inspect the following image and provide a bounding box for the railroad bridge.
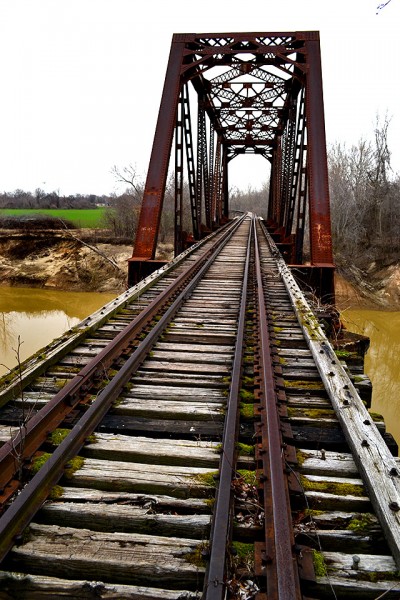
[1,32,400,599]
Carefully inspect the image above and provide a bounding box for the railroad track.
[0,214,400,599]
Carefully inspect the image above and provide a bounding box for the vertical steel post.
[305,35,334,266]
[132,38,185,259]
[222,145,229,219]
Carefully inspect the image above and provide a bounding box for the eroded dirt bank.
[0,228,398,307]
[335,263,400,310]
[0,229,132,294]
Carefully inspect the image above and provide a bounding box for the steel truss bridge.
[129,31,334,299]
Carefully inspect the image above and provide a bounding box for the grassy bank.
[0,208,107,228]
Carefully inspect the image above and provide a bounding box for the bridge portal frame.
[128,31,334,299]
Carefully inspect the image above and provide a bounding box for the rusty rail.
[254,219,302,599]
[0,215,247,563]
[204,216,252,599]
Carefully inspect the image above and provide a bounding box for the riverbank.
[0,228,173,294]
[0,227,398,307]
[335,258,400,310]
[0,228,130,293]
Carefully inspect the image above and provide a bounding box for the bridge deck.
[0,216,399,599]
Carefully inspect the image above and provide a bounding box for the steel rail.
[0,214,248,565]
[253,219,302,599]
[0,215,246,500]
[204,215,253,599]
[261,221,400,571]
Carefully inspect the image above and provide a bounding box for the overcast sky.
[0,0,398,196]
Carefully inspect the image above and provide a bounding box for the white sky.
[0,0,398,196]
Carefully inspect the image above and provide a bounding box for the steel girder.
[129,31,334,297]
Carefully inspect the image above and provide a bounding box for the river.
[0,287,115,376]
[341,309,400,450]
[1,287,399,451]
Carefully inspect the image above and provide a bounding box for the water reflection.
[0,287,115,376]
[342,310,400,451]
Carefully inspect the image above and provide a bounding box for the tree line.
[0,188,109,210]
[328,115,399,270]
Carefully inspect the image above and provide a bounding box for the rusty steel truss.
[129,31,334,299]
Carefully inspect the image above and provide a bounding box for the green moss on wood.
[240,403,255,420]
[313,550,327,577]
[31,452,52,475]
[347,513,376,533]
[239,389,255,402]
[287,408,334,419]
[236,443,255,456]
[304,508,324,517]
[334,350,352,359]
[55,379,68,389]
[300,475,365,497]
[284,380,324,390]
[205,497,215,509]
[296,449,311,467]
[185,543,208,567]
[241,375,254,387]
[49,428,70,446]
[64,456,84,479]
[49,485,64,500]
[192,471,218,488]
[369,411,384,421]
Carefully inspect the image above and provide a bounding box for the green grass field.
[0,208,108,228]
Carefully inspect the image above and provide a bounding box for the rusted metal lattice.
[129,31,334,299]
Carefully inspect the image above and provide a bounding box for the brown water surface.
[1,288,399,453]
[342,309,400,451]
[0,287,115,376]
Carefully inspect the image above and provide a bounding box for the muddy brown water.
[1,287,399,451]
[0,287,115,376]
[342,309,400,451]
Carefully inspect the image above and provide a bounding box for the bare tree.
[328,113,399,269]
[104,164,145,239]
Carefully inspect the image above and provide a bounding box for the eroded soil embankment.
[0,230,132,293]
[1,229,399,307]
[335,262,400,310]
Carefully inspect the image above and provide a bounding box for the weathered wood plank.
[298,449,400,478]
[0,426,18,445]
[67,457,217,498]
[304,491,371,512]
[295,528,387,554]
[46,486,211,512]
[131,373,227,387]
[111,399,224,421]
[162,331,235,344]
[98,415,223,438]
[155,341,235,353]
[139,361,229,374]
[124,384,225,400]
[83,433,221,467]
[148,350,233,364]
[38,502,211,538]
[6,524,205,588]
[0,571,200,600]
